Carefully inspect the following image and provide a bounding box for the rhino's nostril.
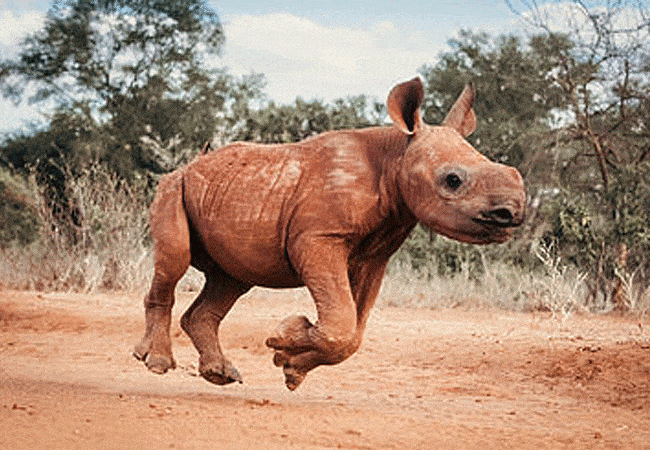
[489,208,514,223]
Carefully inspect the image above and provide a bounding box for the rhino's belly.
[196,226,302,288]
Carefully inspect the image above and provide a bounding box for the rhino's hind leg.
[134,171,191,375]
[180,267,251,385]
[134,275,185,374]
[134,265,189,374]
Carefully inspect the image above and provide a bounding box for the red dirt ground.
[1,288,649,449]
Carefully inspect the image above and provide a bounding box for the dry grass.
[0,167,152,293]
[380,242,591,317]
[2,168,648,317]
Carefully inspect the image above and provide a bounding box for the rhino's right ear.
[442,83,476,137]
[387,77,424,135]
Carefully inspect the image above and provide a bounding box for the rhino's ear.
[387,77,424,135]
[442,83,476,137]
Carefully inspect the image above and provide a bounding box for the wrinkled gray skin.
[133,77,526,390]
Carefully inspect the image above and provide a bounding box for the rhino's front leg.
[266,238,360,390]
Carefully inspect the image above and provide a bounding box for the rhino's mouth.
[472,207,523,229]
[472,217,517,229]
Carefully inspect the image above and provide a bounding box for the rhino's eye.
[445,173,463,190]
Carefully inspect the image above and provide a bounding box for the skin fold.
[133,77,526,390]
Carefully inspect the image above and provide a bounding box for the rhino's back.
[182,142,305,287]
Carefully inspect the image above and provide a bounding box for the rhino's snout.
[475,203,525,229]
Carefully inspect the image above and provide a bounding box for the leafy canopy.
[0,0,235,177]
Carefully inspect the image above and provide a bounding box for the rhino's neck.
[360,127,414,218]
[348,127,418,262]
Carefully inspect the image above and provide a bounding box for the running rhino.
[133,77,526,390]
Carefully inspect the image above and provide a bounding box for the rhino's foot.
[266,315,325,391]
[283,366,308,391]
[133,340,176,374]
[146,354,177,374]
[267,315,362,390]
[199,356,242,385]
[271,350,309,390]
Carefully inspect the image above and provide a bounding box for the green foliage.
[420,30,566,167]
[230,95,384,144]
[0,0,233,179]
[607,164,650,247]
[396,225,491,281]
[545,163,650,300]
[544,194,601,270]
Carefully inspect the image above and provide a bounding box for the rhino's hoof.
[145,354,177,374]
[265,335,286,349]
[272,350,290,367]
[271,350,307,390]
[200,361,243,385]
[283,366,307,391]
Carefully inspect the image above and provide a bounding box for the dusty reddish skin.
[133,78,526,390]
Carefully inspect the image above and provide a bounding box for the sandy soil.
[1,288,649,449]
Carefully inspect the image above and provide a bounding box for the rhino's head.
[388,78,526,244]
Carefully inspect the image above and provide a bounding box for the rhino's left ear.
[442,83,476,137]
[387,77,424,135]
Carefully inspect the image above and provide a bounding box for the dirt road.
[1,288,649,449]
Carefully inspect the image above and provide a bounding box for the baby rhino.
[133,77,526,390]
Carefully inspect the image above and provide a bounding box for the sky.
[0,0,525,135]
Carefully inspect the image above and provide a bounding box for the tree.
[228,95,385,144]
[506,0,650,187]
[0,0,244,178]
[420,30,566,169]
[505,0,650,308]
[0,0,269,249]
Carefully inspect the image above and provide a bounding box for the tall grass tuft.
[0,165,153,293]
[380,238,591,316]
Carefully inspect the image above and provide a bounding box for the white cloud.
[372,21,398,35]
[0,10,44,49]
[0,102,43,136]
[219,13,439,104]
[0,11,47,135]
[1,11,442,133]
